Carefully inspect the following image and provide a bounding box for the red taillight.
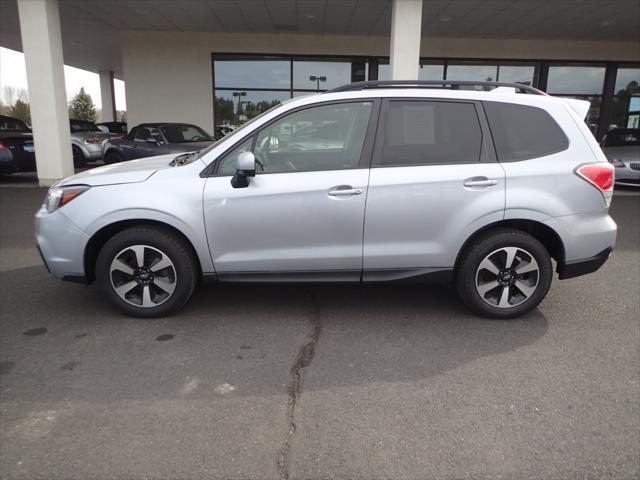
[0,140,7,151]
[576,163,614,192]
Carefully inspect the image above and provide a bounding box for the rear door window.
[484,102,569,161]
[376,100,483,166]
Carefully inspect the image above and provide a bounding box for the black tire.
[72,145,87,168]
[104,150,124,164]
[455,228,552,319]
[95,226,199,318]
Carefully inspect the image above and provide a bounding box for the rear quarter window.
[484,102,569,162]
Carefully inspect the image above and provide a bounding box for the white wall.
[121,30,640,133]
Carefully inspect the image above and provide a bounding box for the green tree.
[214,96,235,125]
[8,99,31,126]
[69,87,96,122]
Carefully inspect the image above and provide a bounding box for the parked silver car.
[70,119,119,167]
[602,128,640,187]
[36,80,617,319]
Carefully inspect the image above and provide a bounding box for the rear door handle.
[463,177,498,187]
[328,186,363,196]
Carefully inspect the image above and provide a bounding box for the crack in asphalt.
[277,289,322,480]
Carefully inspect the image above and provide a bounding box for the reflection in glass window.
[377,62,444,81]
[497,66,536,85]
[614,67,640,93]
[446,64,497,82]
[214,90,290,127]
[379,101,482,166]
[547,66,606,95]
[252,102,373,173]
[214,56,290,89]
[218,137,254,176]
[293,59,353,90]
[611,67,640,130]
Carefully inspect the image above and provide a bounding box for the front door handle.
[328,185,363,196]
[463,177,498,187]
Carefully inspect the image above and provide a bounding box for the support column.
[389,0,423,80]
[17,0,73,186]
[99,70,117,122]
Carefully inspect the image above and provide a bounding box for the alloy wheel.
[109,245,177,308]
[475,246,540,309]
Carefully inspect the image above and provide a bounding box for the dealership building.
[1,0,639,185]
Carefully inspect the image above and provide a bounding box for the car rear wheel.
[96,226,198,318]
[104,150,124,164]
[72,145,87,168]
[455,228,552,319]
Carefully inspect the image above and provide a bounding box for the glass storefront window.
[214,90,290,126]
[497,65,536,85]
[214,56,290,89]
[446,64,497,82]
[611,67,640,129]
[377,62,444,81]
[293,58,359,90]
[547,66,606,95]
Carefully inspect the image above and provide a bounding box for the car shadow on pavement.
[0,265,548,401]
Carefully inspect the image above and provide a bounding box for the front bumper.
[35,205,90,280]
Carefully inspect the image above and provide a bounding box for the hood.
[171,141,214,151]
[602,145,640,161]
[58,153,177,187]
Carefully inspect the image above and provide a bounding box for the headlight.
[608,158,625,168]
[44,185,90,212]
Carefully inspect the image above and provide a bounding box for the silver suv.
[35,81,617,319]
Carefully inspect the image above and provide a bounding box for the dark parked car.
[0,115,36,174]
[96,121,128,137]
[102,123,215,163]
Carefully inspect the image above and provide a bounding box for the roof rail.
[328,80,548,96]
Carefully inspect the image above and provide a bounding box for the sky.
[0,47,126,110]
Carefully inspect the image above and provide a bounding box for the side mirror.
[231,152,256,188]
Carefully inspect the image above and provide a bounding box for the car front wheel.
[455,228,552,319]
[96,226,198,318]
[104,150,124,164]
[72,145,87,168]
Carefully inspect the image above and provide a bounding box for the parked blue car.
[102,123,215,163]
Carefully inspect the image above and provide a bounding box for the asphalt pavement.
[0,184,638,479]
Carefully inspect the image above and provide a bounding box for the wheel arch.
[454,219,565,273]
[84,219,203,283]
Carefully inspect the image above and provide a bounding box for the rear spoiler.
[561,97,591,120]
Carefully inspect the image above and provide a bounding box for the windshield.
[604,129,640,147]
[160,124,213,143]
[70,120,100,132]
[0,117,30,132]
[196,99,294,160]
